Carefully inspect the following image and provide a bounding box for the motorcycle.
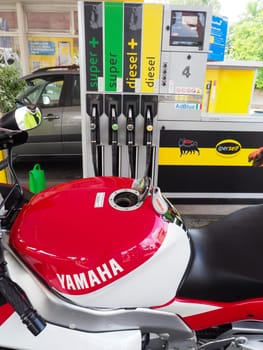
[0,105,263,349]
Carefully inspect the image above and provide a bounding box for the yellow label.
[158,147,258,167]
[141,4,163,93]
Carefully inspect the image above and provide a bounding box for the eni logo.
[216,139,241,156]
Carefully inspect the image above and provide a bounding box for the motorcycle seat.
[177,204,263,302]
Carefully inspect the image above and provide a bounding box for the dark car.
[15,65,81,159]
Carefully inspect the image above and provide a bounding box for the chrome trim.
[109,189,143,211]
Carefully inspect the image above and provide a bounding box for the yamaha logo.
[216,139,241,156]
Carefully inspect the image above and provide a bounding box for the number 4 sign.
[182,66,191,78]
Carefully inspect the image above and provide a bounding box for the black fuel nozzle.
[109,104,119,177]
[90,103,101,144]
[90,104,97,139]
[87,94,104,176]
[145,106,153,146]
[90,103,101,176]
[110,105,118,145]
[126,105,136,178]
[126,106,135,146]
[144,105,154,178]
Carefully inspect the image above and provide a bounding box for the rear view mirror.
[0,105,42,131]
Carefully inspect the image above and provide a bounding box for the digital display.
[169,11,206,48]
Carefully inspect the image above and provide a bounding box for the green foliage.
[227,3,263,88]
[0,65,26,113]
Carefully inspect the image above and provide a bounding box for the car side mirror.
[0,105,42,131]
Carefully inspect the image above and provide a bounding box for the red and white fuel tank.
[9,177,191,308]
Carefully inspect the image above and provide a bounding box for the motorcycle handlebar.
[0,275,46,335]
[0,158,8,171]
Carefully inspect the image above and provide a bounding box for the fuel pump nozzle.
[127,106,136,178]
[145,106,154,178]
[90,104,100,176]
[132,176,151,202]
[110,105,119,176]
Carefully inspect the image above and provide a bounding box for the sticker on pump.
[175,87,202,95]
[94,192,105,208]
[175,103,202,110]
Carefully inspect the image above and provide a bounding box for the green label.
[84,2,104,92]
[104,2,123,92]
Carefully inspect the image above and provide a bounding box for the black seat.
[177,205,263,302]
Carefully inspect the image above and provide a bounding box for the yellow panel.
[203,68,255,114]
[28,36,74,71]
[140,4,163,93]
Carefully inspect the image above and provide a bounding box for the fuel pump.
[80,1,213,194]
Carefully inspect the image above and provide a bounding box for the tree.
[0,64,26,113]
[227,2,263,88]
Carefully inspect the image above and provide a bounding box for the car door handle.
[43,114,60,120]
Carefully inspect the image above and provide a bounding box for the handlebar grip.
[0,275,46,335]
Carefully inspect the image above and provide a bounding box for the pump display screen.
[169,11,206,48]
